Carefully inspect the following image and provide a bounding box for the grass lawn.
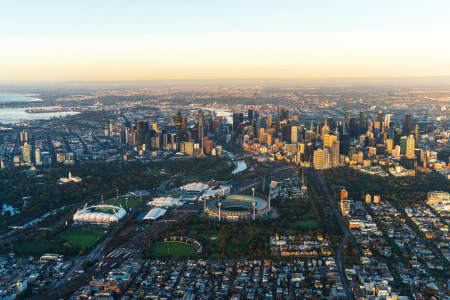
[150,241,196,257]
[105,197,140,209]
[14,239,57,256]
[291,220,321,229]
[61,228,106,248]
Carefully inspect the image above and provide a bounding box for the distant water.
[0,93,42,103]
[0,93,78,123]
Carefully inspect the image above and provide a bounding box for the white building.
[58,172,82,184]
[147,197,183,208]
[143,207,167,220]
[180,182,209,193]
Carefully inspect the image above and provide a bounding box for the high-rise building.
[344,110,351,128]
[414,124,420,143]
[136,120,148,146]
[290,125,298,144]
[233,113,240,133]
[22,142,31,163]
[313,148,330,170]
[175,110,186,140]
[340,189,348,201]
[266,115,272,129]
[35,148,41,165]
[323,134,337,148]
[385,139,393,154]
[248,109,254,122]
[399,136,407,154]
[359,111,366,132]
[330,140,340,167]
[376,110,383,124]
[403,114,411,135]
[198,111,204,153]
[340,198,351,216]
[405,134,416,159]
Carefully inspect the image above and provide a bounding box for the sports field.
[61,228,106,248]
[105,197,140,209]
[150,241,197,257]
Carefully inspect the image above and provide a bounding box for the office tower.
[35,148,41,165]
[136,120,148,146]
[162,133,169,149]
[198,111,204,154]
[233,113,240,133]
[238,113,244,125]
[344,110,351,128]
[323,134,337,148]
[321,122,330,138]
[376,110,383,123]
[152,123,158,132]
[384,114,391,128]
[340,133,351,156]
[22,142,31,163]
[414,124,420,143]
[340,189,348,201]
[248,109,254,122]
[266,115,272,129]
[203,138,213,155]
[290,125,298,144]
[359,111,366,132]
[292,112,299,122]
[406,134,416,159]
[20,131,28,143]
[313,148,330,170]
[175,110,186,140]
[385,139,393,154]
[330,140,340,167]
[184,142,194,155]
[399,136,407,154]
[340,198,351,216]
[403,114,411,134]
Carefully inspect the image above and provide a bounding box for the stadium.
[205,194,270,221]
[73,204,126,226]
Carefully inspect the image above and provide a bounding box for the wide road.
[315,170,357,300]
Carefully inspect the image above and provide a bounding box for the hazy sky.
[1,0,450,81]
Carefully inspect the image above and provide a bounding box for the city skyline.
[1,0,450,81]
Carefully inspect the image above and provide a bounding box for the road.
[315,170,356,300]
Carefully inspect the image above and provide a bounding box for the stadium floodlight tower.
[218,201,222,221]
[252,201,256,220]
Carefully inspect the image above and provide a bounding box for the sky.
[1,0,450,82]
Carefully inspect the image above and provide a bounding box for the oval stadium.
[205,194,270,221]
[73,205,126,226]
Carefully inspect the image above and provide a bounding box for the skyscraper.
[198,110,204,154]
[35,148,41,165]
[290,125,298,144]
[359,111,366,132]
[22,142,31,163]
[376,110,383,124]
[323,134,337,148]
[405,134,416,159]
[232,113,240,133]
[136,120,148,146]
[248,109,254,122]
[313,148,330,170]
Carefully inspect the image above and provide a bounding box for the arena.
[205,194,270,221]
[73,204,126,226]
